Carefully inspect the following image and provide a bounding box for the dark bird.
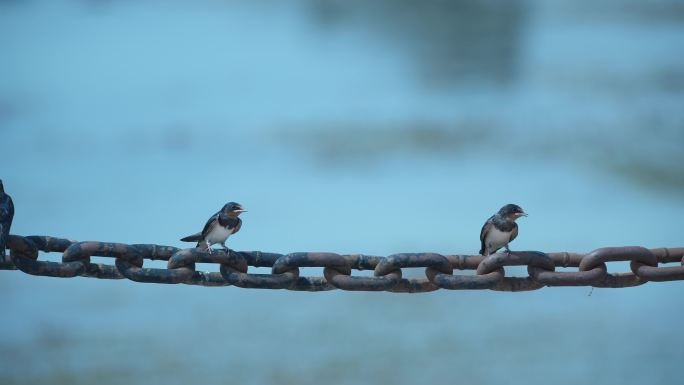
[0,180,15,259]
[180,202,246,253]
[479,204,527,256]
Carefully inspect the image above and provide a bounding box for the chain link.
[2,234,683,292]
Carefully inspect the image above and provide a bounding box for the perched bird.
[0,180,15,259]
[180,202,246,253]
[479,204,527,256]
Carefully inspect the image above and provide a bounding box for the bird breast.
[487,227,511,247]
[206,225,234,244]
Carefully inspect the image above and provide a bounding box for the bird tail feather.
[180,233,202,242]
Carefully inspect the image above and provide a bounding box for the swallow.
[0,180,15,259]
[180,202,246,253]
[479,204,527,256]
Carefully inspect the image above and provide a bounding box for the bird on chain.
[0,180,15,259]
[180,202,246,253]
[479,204,527,256]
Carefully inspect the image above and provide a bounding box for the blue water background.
[1,1,683,384]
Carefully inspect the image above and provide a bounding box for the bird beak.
[520,212,528,217]
[235,208,247,213]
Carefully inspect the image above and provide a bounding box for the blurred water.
[1,1,683,384]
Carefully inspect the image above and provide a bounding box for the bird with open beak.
[479,204,527,256]
[181,202,246,253]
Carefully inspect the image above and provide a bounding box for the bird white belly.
[487,227,511,250]
[206,225,233,245]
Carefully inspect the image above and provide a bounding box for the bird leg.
[505,244,511,256]
[206,240,213,254]
[220,242,228,251]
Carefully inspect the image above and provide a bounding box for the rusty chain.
[1,234,682,292]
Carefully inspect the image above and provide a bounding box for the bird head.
[222,202,247,217]
[498,204,527,220]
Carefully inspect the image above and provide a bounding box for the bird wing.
[180,212,219,242]
[0,223,4,258]
[200,213,220,238]
[0,194,13,220]
[479,216,493,255]
[0,194,13,258]
[509,223,519,243]
[7,194,13,218]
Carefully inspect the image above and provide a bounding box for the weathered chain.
[1,235,683,292]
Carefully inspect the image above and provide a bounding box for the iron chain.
[2,234,683,292]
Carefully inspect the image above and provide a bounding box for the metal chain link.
[2,234,683,292]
